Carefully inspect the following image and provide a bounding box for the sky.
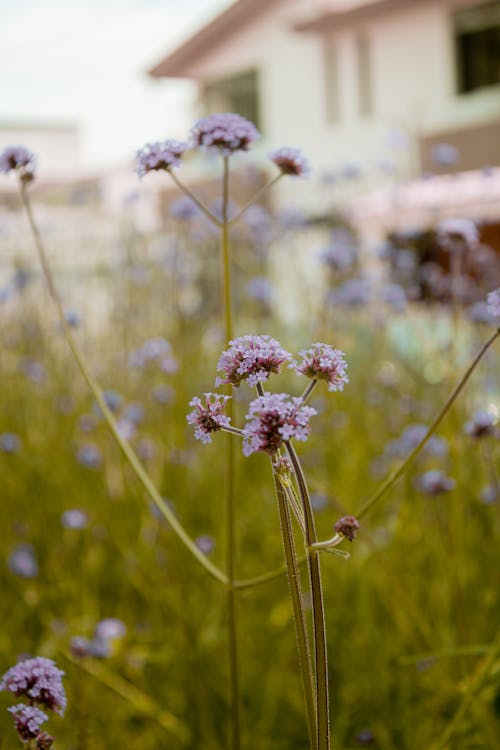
[0,0,229,169]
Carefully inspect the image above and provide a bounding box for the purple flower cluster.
[8,705,48,741]
[416,469,456,496]
[0,657,66,715]
[216,335,291,388]
[268,147,311,178]
[0,145,36,181]
[135,140,188,176]
[187,393,231,443]
[292,343,348,392]
[190,113,260,155]
[464,409,497,439]
[242,393,316,456]
[487,287,500,320]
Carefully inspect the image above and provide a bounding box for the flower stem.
[356,327,500,520]
[272,465,317,748]
[229,173,283,225]
[18,181,228,585]
[286,441,330,750]
[168,170,222,226]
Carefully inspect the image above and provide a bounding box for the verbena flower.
[431,143,459,167]
[292,343,348,392]
[242,393,316,456]
[464,409,497,438]
[487,287,500,320]
[35,730,54,749]
[95,618,126,641]
[0,657,66,715]
[268,147,311,178]
[334,515,360,541]
[0,145,36,181]
[190,113,260,155]
[416,469,455,496]
[216,335,291,388]
[187,393,231,443]
[0,432,21,454]
[135,140,188,176]
[8,544,38,578]
[61,509,88,530]
[8,704,48,741]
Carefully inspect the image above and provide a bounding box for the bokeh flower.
[187,393,231,443]
[0,657,66,715]
[190,113,260,155]
[416,469,455,496]
[135,140,188,176]
[268,147,311,178]
[8,544,38,578]
[292,343,348,392]
[464,409,497,438]
[216,335,291,388]
[242,393,316,456]
[486,287,500,320]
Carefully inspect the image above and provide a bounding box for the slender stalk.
[300,379,318,404]
[286,441,330,750]
[272,468,317,748]
[229,174,283,225]
[234,556,307,590]
[19,182,228,585]
[356,328,500,521]
[167,170,222,226]
[221,155,241,750]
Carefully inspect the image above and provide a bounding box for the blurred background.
[1,1,499,748]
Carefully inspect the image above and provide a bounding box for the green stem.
[168,170,222,226]
[272,466,317,748]
[221,155,241,750]
[19,181,228,585]
[356,327,500,521]
[286,441,330,750]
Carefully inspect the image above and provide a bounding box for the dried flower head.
[135,140,188,176]
[292,343,348,392]
[334,515,360,541]
[243,393,316,456]
[8,704,48,741]
[216,335,291,388]
[268,147,311,178]
[186,393,231,443]
[190,113,260,155]
[486,287,500,321]
[36,731,54,749]
[0,145,36,182]
[0,657,66,715]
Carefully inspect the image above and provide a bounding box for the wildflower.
[0,432,21,454]
[8,544,38,578]
[431,143,459,167]
[152,383,175,404]
[464,409,497,438]
[169,196,201,221]
[135,140,187,177]
[190,112,260,155]
[94,389,122,415]
[69,636,93,659]
[320,230,356,271]
[195,535,216,555]
[268,147,311,178]
[311,492,328,511]
[416,469,455,496]
[76,443,102,469]
[480,484,498,505]
[35,731,54,749]
[333,515,360,541]
[245,276,273,305]
[242,393,316,456]
[355,727,376,746]
[216,335,291,388]
[382,283,407,311]
[8,705,48,741]
[292,343,348,392]
[123,402,144,426]
[0,145,36,182]
[437,218,479,251]
[0,657,66,715]
[61,509,88,530]
[187,393,231,443]
[329,278,371,307]
[487,287,500,320]
[95,618,126,641]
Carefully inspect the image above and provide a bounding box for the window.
[356,34,373,116]
[455,2,500,93]
[203,70,261,128]
[324,39,341,123]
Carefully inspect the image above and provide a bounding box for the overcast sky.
[0,0,229,168]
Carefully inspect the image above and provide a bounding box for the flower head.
[35,731,54,749]
[416,469,455,496]
[333,515,360,542]
[464,409,497,438]
[216,335,291,388]
[187,393,231,443]
[243,393,316,456]
[8,705,48,741]
[0,657,66,715]
[487,288,500,321]
[135,140,188,176]
[0,145,36,181]
[268,147,311,178]
[190,113,260,155]
[292,343,348,392]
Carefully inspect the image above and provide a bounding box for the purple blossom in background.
[152,384,175,405]
[123,402,144,426]
[95,618,126,641]
[386,424,448,459]
[169,196,201,222]
[464,409,497,438]
[320,230,356,271]
[76,443,102,470]
[117,418,136,441]
[8,544,38,578]
[94,389,122,415]
[216,335,291,388]
[245,276,273,305]
[437,218,479,251]
[0,145,36,180]
[329,278,371,307]
[129,337,172,368]
[292,343,348,392]
[195,535,216,555]
[242,393,317,456]
[334,515,360,542]
[431,143,459,168]
[8,704,48,741]
[382,283,407,311]
[64,309,81,328]
[187,393,231,444]
[467,301,496,325]
[416,469,456,496]
[487,288,500,320]
[268,147,311,178]
[480,484,498,505]
[135,140,188,177]
[0,657,66,715]
[1,432,21,454]
[61,509,88,530]
[340,162,362,180]
[190,112,260,155]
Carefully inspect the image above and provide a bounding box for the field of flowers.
[1,122,499,750]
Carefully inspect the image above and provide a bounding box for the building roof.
[149,0,285,78]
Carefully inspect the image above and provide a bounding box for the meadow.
[0,132,499,750]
